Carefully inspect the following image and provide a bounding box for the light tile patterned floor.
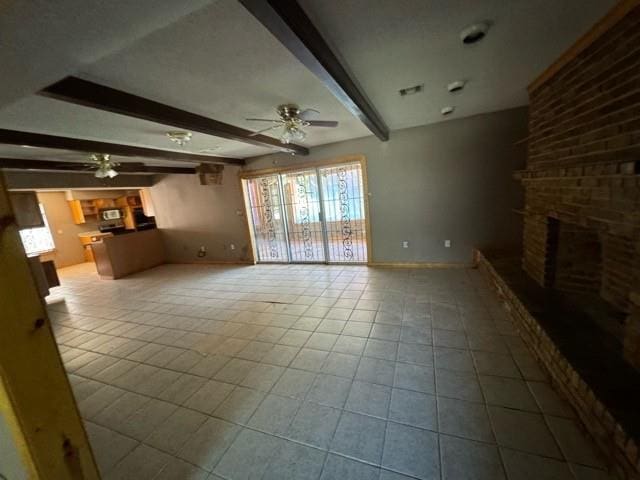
[47,263,615,480]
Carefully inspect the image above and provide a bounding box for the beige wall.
[246,107,528,264]
[150,167,252,263]
[36,192,98,268]
[151,107,527,265]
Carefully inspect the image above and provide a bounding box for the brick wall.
[551,219,603,295]
[522,4,640,370]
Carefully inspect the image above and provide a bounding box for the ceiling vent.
[399,84,424,97]
[447,80,466,93]
[441,106,455,116]
[460,22,491,45]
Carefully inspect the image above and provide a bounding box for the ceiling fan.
[86,153,120,178]
[246,104,339,144]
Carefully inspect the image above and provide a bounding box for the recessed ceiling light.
[447,80,466,93]
[399,84,424,96]
[441,106,455,116]
[460,21,491,45]
[20,144,36,148]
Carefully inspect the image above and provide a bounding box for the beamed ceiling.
[0,0,616,173]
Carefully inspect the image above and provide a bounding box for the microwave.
[100,208,123,220]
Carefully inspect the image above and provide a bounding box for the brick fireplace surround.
[522,1,640,373]
[480,2,640,479]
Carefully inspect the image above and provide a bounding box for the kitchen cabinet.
[68,198,118,225]
[10,191,43,228]
[115,195,142,230]
[140,189,156,217]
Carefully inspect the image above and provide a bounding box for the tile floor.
[47,263,615,480]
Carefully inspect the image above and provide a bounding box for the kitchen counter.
[78,231,113,262]
[91,228,166,279]
[77,231,106,238]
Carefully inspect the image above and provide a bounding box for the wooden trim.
[0,128,243,165]
[360,156,373,264]
[239,154,365,178]
[238,176,258,265]
[239,154,373,264]
[40,77,308,156]
[0,172,99,478]
[368,262,472,269]
[238,0,389,141]
[0,158,196,174]
[528,0,640,93]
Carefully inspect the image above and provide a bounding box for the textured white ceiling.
[0,96,268,160]
[0,145,193,167]
[0,0,616,166]
[298,0,617,130]
[0,0,215,109]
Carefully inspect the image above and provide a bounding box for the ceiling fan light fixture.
[280,125,306,144]
[90,153,120,179]
[166,131,193,147]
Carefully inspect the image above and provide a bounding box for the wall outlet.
[444,240,451,248]
[402,241,409,248]
[230,243,236,250]
[197,246,207,258]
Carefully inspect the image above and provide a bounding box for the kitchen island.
[91,229,166,279]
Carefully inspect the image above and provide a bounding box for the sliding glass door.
[319,163,368,263]
[244,161,368,264]
[280,170,326,262]
[245,175,289,262]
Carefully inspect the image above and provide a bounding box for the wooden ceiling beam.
[239,0,389,141]
[0,158,196,174]
[0,128,244,165]
[39,76,309,155]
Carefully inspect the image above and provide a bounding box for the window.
[19,203,55,255]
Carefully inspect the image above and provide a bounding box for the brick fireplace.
[521,2,640,371]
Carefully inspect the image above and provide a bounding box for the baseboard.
[167,260,255,265]
[368,261,472,268]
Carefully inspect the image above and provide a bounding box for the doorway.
[243,159,369,264]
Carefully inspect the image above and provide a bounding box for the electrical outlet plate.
[444,240,451,248]
[402,241,409,248]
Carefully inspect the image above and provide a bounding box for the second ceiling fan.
[246,104,339,144]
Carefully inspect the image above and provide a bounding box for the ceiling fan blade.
[249,125,281,136]
[245,118,282,123]
[299,108,320,120]
[306,120,339,128]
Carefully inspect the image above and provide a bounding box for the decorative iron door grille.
[245,175,289,262]
[318,163,368,263]
[280,170,326,262]
[244,162,368,264]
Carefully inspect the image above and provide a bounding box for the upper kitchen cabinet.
[68,197,119,225]
[10,191,43,228]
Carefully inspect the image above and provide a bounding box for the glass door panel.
[245,175,289,262]
[318,163,368,263]
[280,170,326,262]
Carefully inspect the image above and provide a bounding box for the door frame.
[239,154,372,265]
